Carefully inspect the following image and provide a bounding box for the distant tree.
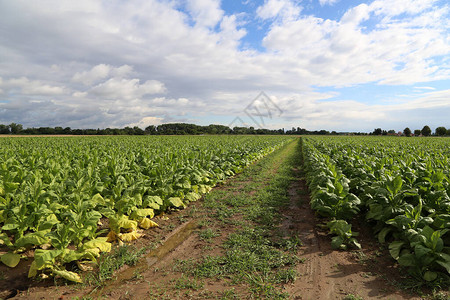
[388,130,396,134]
[0,124,10,134]
[403,127,412,137]
[145,125,157,135]
[414,129,421,136]
[422,125,431,136]
[133,126,145,135]
[373,128,382,135]
[447,129,450,136]
[436,126,447,136]
[382,130,387,135]
[9,123,23,134]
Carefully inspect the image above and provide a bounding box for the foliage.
[302,136,450,283]
[0,135,291,281]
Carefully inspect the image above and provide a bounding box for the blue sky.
[0,0,449,132]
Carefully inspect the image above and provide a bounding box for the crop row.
[0,135,292,282]
[302,136,450,283]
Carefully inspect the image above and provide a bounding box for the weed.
[198,228,220,242]
[173,275,204,290]
[85,244,146,285]
[343,294,364,300]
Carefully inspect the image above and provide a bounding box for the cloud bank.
[0,0,448,131]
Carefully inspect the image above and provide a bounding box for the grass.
[197,227,221,242]
[171,139,302,298]
[343,294,364,300]
[85,244,147,285]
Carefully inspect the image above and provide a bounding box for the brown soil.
[4,152,433,300]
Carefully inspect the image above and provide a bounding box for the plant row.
[302,136,450,284]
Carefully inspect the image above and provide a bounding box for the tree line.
[371,125,450,137]
[1,122,448,136]
[0,123,289,135]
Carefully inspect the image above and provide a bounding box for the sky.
[0,0,449,132]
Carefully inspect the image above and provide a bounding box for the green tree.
[414,129,421,136]
[373,128,382,135]
[0,124,9,134]
[435,126,447,136]
[403,127,412,137]
[9,123,23,134]
[422,125,431,136]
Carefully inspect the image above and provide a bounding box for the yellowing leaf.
[106,231,118,242]
[53,269,83,283]
[139,217,159,229]
[119,231,142,242]
[116,215,138,230]
[1,252,21,268]
[168,197,185,208]
[77,261,94,271]
[82,237,111,253]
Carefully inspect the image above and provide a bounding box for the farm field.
[0,135,449,299]
[0,136,290,291]
[303,136,450,286]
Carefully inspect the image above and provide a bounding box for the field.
[0,135,449,299]
[303,136,450,284]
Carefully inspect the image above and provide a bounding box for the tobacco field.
[0,135,291,282]
[303,136,450,284]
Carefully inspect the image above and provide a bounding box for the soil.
[2,155,434,299]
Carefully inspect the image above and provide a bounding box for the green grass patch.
[175,139,302,298]
[85,244,146,285]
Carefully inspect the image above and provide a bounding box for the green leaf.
[414,244,432,259]
[392,176,403,194]
[1,252,21,268]
[331,236,344,249]
[2,223,18,231]
[377,227,391,244]
[0,232,13,247]
[90,193,105,205]
[423,271,438,282]
[143,195,162,209]
[389,241,404,260]
[34,249,62,269]
[131,208,154,219]
[53,269,82,283]
[28,261,38,278]
[185,192,201,202]
[436,254,450,274]
[398,253,416,267]
[14,231,49,248]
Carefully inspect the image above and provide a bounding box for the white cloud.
[126,116,164,128]
[72,64,112,85]
[0,77,66,95]
[186,0,224,28]
[89,78,166,100]
[319,0,340,6]
[256,0,302,22]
